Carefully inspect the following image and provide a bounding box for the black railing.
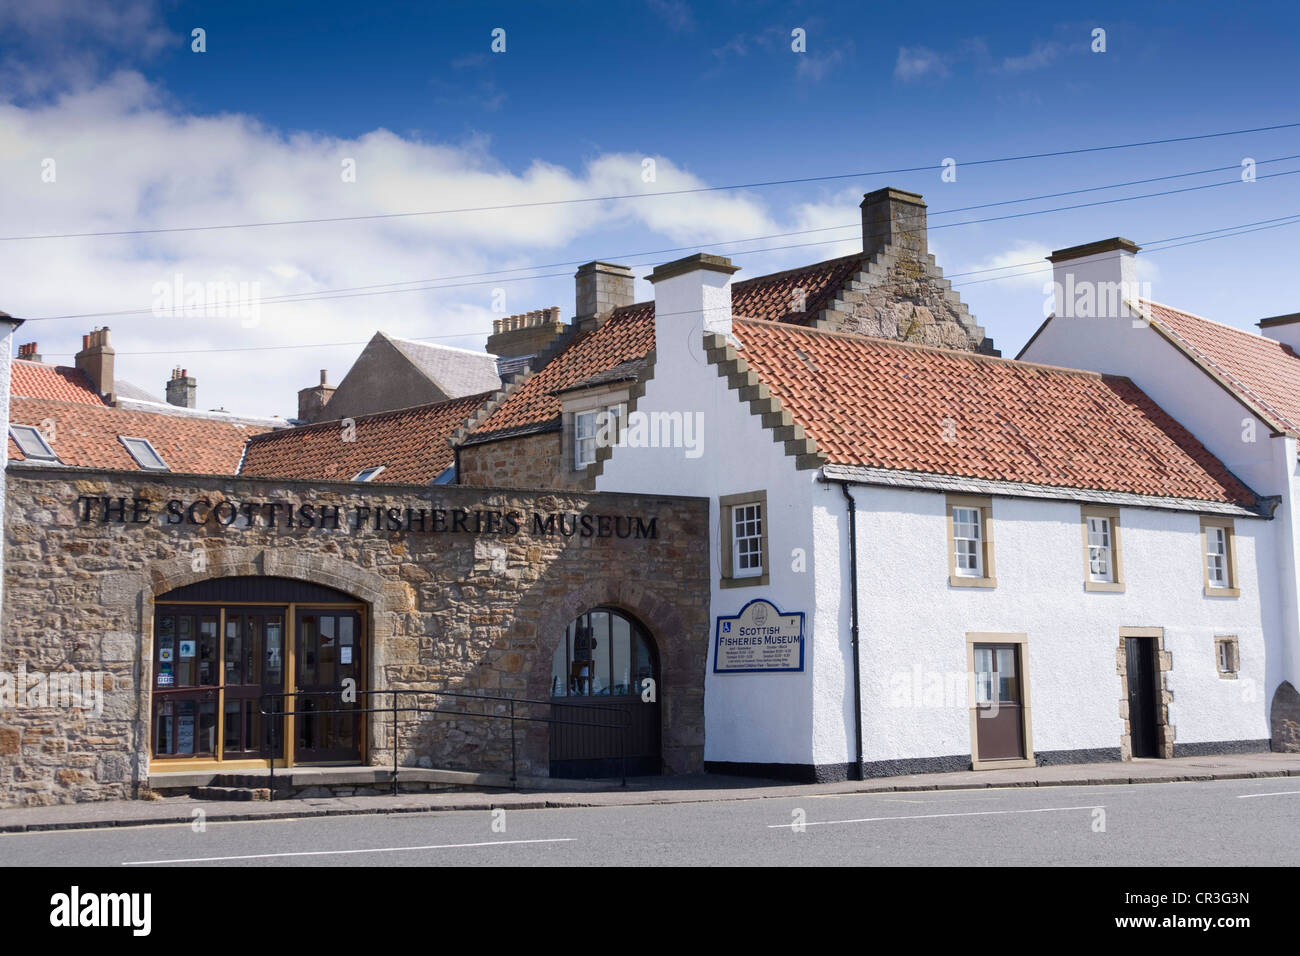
[258,688,632,799]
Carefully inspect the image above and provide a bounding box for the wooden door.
[1126,637,1160,758]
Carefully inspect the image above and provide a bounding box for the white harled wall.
[597,257,1282,774]
[832,487,1276,768]
[595,263,825,768]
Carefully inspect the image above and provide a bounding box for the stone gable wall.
[0,467,708,807]
[814,249,999,356]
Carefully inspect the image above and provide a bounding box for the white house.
[1020,237,1300,756]
[587,242,1284,781]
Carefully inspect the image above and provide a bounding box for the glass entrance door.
[222,611,286,758]
[152,608,221,759]
[295,609,363,762]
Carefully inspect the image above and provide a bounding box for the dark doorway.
[1126,636,1161,758]
[973,643,1025,761]
[549,608,661,777]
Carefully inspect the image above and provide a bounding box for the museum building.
[3,186,1299,807]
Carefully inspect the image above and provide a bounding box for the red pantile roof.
[8,397,267,474]
[466,254,865,439]
[469,311,654,438]
[11,360,107,405]
[240,392,492,483]
[733,319,1257,506]
[1143,300,1300,435]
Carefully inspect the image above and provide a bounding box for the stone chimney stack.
[166,366,197,408]
[297,369,336,423]
[861,187,928,261]
[1047,238,1141,321]
[75,327,115,401]
[485,307,566,379]
[574,262,635,333]
[16,342,40,363]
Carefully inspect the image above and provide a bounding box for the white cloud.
[955,242,1054,290]
[0,73,787,417]
[894,46,950,83]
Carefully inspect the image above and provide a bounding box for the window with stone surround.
[1216,636,1239,678]
[720,490,769,589]
[565,391,628,472]
[1200,516,1240,597]
[1081,505,1124,592]
[946,495,995,588]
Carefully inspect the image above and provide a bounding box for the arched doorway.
[151,575,366,769]
[548,607,661,777]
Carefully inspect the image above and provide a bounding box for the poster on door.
[713,598,805,673]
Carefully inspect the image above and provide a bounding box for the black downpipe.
[838,481,865,781]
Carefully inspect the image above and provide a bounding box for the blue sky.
[1,0,1298,415]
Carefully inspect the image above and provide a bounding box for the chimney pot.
[485,304,567,365]
[297,369,336,423]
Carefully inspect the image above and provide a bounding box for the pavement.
[3,751,1298,833]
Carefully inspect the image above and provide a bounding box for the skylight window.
[10,425,59,461]
[353,466,386,482]
[118,436,169,471]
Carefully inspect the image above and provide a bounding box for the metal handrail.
[258,687,634,798]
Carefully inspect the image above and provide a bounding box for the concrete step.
[194,786,271,801]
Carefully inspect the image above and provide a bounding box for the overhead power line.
[3,121,1298,242]
[36,209,1300,358]
[25,161,1300,323]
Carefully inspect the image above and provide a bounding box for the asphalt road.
[4,777,1299,866]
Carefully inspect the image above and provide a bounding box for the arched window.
[550,607,656,698]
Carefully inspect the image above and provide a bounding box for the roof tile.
[8,397,265,474]
[241,392,492,483]
[734,319,1257,506]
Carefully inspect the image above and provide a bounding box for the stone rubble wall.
[814,248,999,356]
[0,468,709,807]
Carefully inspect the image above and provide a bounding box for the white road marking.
[1236,790,1300,799]
[122,837,574,865]
[768,805,1102,828]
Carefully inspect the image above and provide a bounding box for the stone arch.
[522,576,703,776]
[1270,681,1300,753]
[146,546,394,619]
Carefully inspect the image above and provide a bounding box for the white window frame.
[1216,637,1238,676]
[1206,526,1228,587]
[353,465,386,482]
[118,436,169,471]
[720,490,769,589]
[9,424,59,461]
[1200,516,1240,597]
[731,501,764,579]
[952,506,983,578]
[946,495,995,588]
[1081,506,1124,592]
[574,410,599,469]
